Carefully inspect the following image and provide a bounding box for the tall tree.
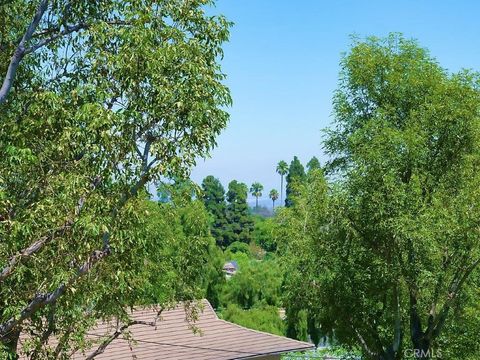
[201,175,228,248]
[276,161,288,206]
[0,0,231,356]
[306,156,321,173]
[250,182,264,210]
[225,180,253,246]
[285,156,306,207]
[281,34,480,360]
[269,189,279,210]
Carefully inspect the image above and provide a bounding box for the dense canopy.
[0,0,231,357]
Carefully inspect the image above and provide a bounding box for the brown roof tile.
[21,300,313,359]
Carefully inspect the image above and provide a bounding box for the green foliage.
[283,348,361,360]
[281,34,480,359]
[220,257,283,310]
[202,241,226,309]
[221,304,285,336]
[224,180,254,246]
[436,276,480,359]
[285,156,306,207]
[252,215,278,252]
[0,0,231,356]
[134,199,215,306]
[306,156,321,173]
[201,175,228,247]
[225,241,251,256]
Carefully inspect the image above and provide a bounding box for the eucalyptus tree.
[276,160,288,206]
[0,0,231,356]
[281,34,480,360]
[269,189,279,210]
[250,182,264,210]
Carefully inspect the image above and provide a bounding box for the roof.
[223,261,239,270]
[72,300,313,359]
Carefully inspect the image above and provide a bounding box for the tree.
[220,256,283,310]
[285,156,306,207]
[269,189,279,209]
[252,216,277,252]
[276,161,288,206]
[201,176,228,247]
[277,169,328,343]
[0,0,231,356]
[281,34,480,360]
[250,182,264,210]
[306,156,321,173]
[224,180,254,246]
[222,304,285,336]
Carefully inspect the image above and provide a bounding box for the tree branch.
[25,22,88,55]
[85,319,158,360]
[0,168,153,338]
[351,323,378,358]
[428,257,480,340]
[0,221,73,282]
[0,0,49,105]
[0,176,101,283]
[30,303,56,360]
[0,244,111,340]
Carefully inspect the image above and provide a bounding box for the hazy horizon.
[190,0,480,202]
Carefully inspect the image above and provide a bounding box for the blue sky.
[190,0,480,205]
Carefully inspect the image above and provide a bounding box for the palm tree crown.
[276,160,288,206]
[276,160,288,176]
[269,189,279,210]
[250,182,264,209]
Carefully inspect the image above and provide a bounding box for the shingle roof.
[73,300,313,360]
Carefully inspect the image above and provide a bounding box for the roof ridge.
[201,298,218,320]
[214,314,313,349]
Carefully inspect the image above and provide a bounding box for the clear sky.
[190,0,480,205]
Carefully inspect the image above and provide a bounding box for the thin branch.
[30,303,56,360]
[0,221,73,282]
[428,257,480,340]
[0,245,111,339]
[0,169,153,338]
[0,0,49,105]
[25,22,88,55]
[53,329,73,359]
[0,176,101,283]
[351,323,378,358]
[85,320,157,360]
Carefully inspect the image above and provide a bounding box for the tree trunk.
[272,199,275,210]
[410,292,432,359]
[255,196,258,209]
[280,176,284,206]
[411,336,431,359]
[1,328,20,359]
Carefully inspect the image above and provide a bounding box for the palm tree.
[269,189,279,210]
[250,182,264,210]
[276,160,288,206]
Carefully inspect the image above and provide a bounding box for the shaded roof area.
[25,300,313,359]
